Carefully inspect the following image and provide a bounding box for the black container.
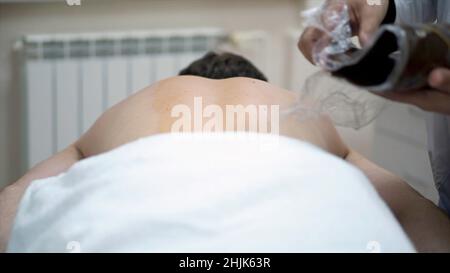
[329,24,450,93]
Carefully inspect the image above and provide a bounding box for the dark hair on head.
[179,51,268,82]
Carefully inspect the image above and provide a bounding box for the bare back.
[76,76,349,159]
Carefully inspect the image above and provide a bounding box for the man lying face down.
[1,52,450,253]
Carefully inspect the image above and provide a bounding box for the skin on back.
[76,76,349,159]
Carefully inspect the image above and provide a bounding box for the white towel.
[7,133,414,253]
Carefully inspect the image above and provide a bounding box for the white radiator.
[20,29,269,168]
[22,29,225,168]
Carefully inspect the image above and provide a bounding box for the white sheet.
[7,133,415,253]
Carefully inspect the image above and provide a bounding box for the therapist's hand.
[380,68,450,115]
[298,0,389,63]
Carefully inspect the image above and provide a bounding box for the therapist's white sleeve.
[394,0,438,24]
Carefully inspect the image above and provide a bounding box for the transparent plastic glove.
[302,0,357,70]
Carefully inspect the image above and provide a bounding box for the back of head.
[179,52,268,82]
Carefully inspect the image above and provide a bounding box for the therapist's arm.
[379,68,450,115]
[347,150,450,253]
[0,143,83,252]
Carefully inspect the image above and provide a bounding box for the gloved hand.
[298,0,390,63]
[298,0,450,115]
